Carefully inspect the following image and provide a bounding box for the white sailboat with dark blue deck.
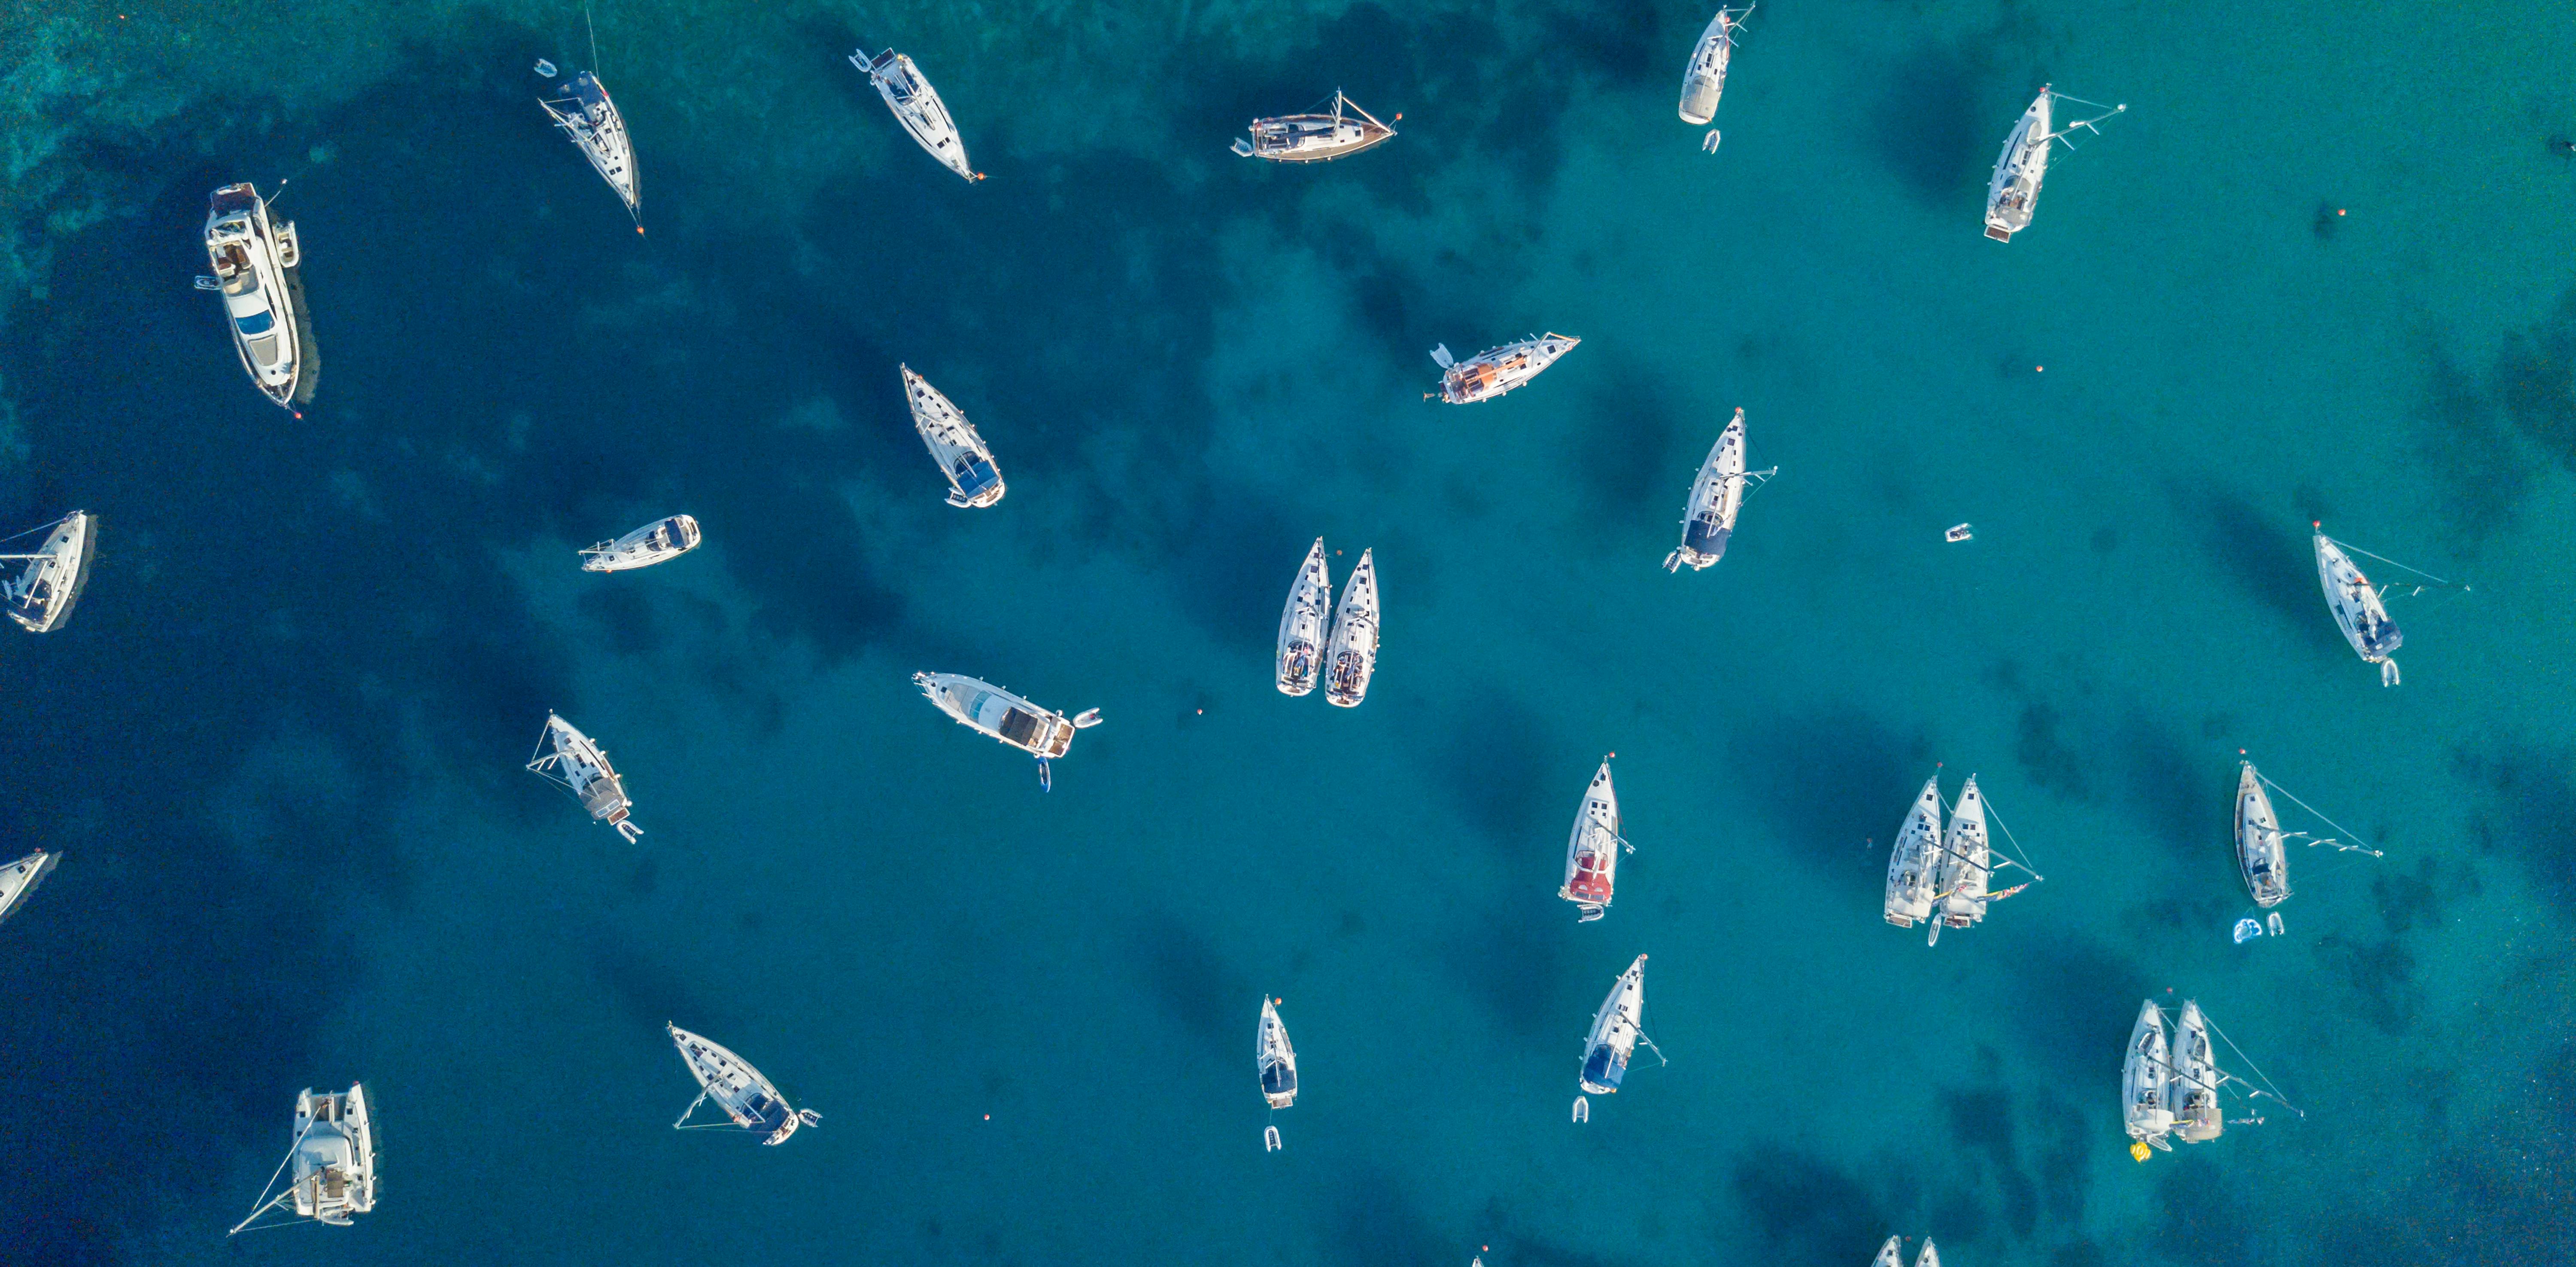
[914,672,1101,789]
[0,511,95,634]
[539,69,642,230]
[668,1023,820,1145]
[581,515,699,571]
[2314,527,2404,686]
[0,850,60,931]
[1665,408,1770,571]
[1573,954,1657,1122]
[854,47,982,181]
[1258,996,1296,1151]
[1276,539,1331,696]
[903,367,1004,508]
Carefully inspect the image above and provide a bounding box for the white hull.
[669,1024,815,1144]
[2,511,94,634]
[1258,997,1298,1109]
[540,71,641,223]
[1915,1240,1941,1267]
[2172,1001,2223,1144]
[1324,549,1379,707]
[1666,408,1747,571]
[581,515,701,571]
[2315,530,2401,685]
[914,672,1094,761]
[1276,538,1331,696]
[1883,777,1942,926]
[1871,1236,1905,1267]
[0,850,59,930]
[1233,91,1396,161]
[2235,762,2289,908]
[203,184,310,409]
[902,367,1005,507]
[1934,774,1990,929]
[2123,999,2175,1150]
[1431,334,1579,404]
[856,49,979,181]
[1558,758,1622,920]
[1984,90,2051,242]
[527,712,640,841]
[1677,8,1746,125]
[291,1084,377,1225]
[1579,954,1648,1096]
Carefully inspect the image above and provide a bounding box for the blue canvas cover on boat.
[1583,1044,1627,1091]
[1684,520,1730,559]
[1262,1063,1295,1099]
[953,459,999,499]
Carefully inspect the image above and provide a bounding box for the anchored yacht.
[228,1084,377,1234]
[1677,6,1752,125]
[539,70,642,228]
[1231,91,1397,162]
[1915,1241,1941,1267]
[1931,774,1990,938]
[1558,758,1628,922]
[581,515,700,572]
[1871,1237,1905,1267]
[526,712,641,841]
[1984,87,2123,242]
[1665,408,1767,571]
[1276,538,1331,696]
[0,511,94,633]
[198,184,313,410]
[2235,762,2288,908]
[854,48,981,181]
[2314,528,2402,685]
[1882,776,1942,927]
[668,1024,820,1145]
[2123,998,2175,1156]
[1430,335,1579,404]
[1576,954,1653,1106]
[913,672,1100,789]
[1258,997,1298,1111]
[2172,1000,2224,1144]
[902,366,1005,507]
[0,850,59,930]
[1324,549,1379,707]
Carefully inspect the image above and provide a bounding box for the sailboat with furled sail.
[1927,775,1990,945]
[1983,86,2124,242]
[1232,91,1397,162]
[1324,549,1379,708]
[902,366,1005,507]
[228,1084,377,1234]
[1258,996,1296,1151]
[527,712,641,841]
[1430,335,1580,404]
[2124,997,2299,1160]
[0,850,60,931]
[668,1023,820,1145]
[1677,6,1752,125]
[2123,998,2175,1156]
[1558,757,1629,922]
[1883,776,1942,928]
[1276,539,1331,696]
[2231,757,2380,929]
[581,515,700,571]
[539,68,642,230]
[2314,524,2445,687]
[1665,408,1773,571]
[854,46,982,181]
[0,511,95,633]
[1572,954,1659,1123]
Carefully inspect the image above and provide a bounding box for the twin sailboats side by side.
[0,850,60,930]
[1664,408,1773,572]
[1232,91,1397,162]
[538,67,642,230]
[1983,86,2124,243]
[1276,542,1380,706]
[228,1084,377,1235]
[197,183,316,412]
[527,712,642,841]
[2123,998,2297,1160]
[902,366,1006,507]
[581,515,700,571]
[1559,758,1629,922]
[854,48,982,181]
[1883,772,2039,944]
[1258,996,1297,1151]
[1430,335,1580,404]
[1871,1236,1941,1267]
[1,511,95,633]
[914,672,1102,789]
[669,1024,821,1144]
[1572,953,1658,1123]
[1677,6,1753,126]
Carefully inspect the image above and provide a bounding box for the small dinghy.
[1677,6,1752,125]
[668,1023,820,1145]
[2172,1000,2224,1144]
[1882,776,1943,927]
[580,515,700,572]
[913,672,1101,789]
[1276,538,1331,697]
[0,511,95,633]
[1573,954,1658,1121]
[1231,90,1397,162]
[526,712,641,841]
[1430,335,1580,405]
[2123,998,2175,1157]
[1558,757,1629,922]
[1664,408,1772,571]
[853,48,982,181]
[1258,996,1297,1150]
[1984,86,2123,243]
[228,1084,377,1234]
[2313,527,2404,686]
[539,70,642,229]
[1324,548,1379,708]
[2235,762,2289,909]
[902,366,1005,508]
[198,183,314,411]
[0,850,60,930]
[1929,775,1990,944]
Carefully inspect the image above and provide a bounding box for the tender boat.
[2235,762,2289,908]
[668,1024,820,1145]
[1665,408,1764,571]
[1577,954,1652,1101]
[526,712,641,841]
[0,850,59,930]
[1677,6,1752,125]
[902,366,1005,508]
[853,48,981,181]
[539,70,642,228]
[1258,996,1298,1150]
[1984,87,2122,243]
[1429,335,1579,405]
[228,1084,377,1234]
[1558,758,1628,922]
[1882,776,1942,927]
[1324,549,1379,708]
[0,511,95,633]
[1276,538,1331,696]
[198,184,313,410]
[1231,91,1396,162]
[1871,1236,1905,1267]
[580,515,700,572]
[1931,774,1990,939]
[2172,1000,2224,1144]
[914,672,1101,789]
[2315,528,2402,686]
[2123,998,2175,1157]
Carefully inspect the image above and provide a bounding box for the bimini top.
[581,515,701,572]
[200,183,310,410]
[902,366,1005,508]
[0,511,95,634]
[1558,758,1625,921]
[1258,996,1298,1109]
[2314,529,2402,685]
[0,850,60,930]
[1665,409,1755,572]
[1579,954,1649,1096]
[668,1024,819,1145]
[1429,334,1579,404]
[1231,91,1396,163]
[229,1084,376,1234]
[2170,1000,2224,1145]
[527,712,641,841]
[1276,538,1331,697]
[2234,762,2289,908]
[539,70,642,226]
[1677,6,1751,126]
[854,49,981,181]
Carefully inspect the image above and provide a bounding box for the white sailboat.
[902,366,1005,508]
[1983,86,2123,243]
[526,712,641,841]
[913,672,1101,789]
[853,48,982,181]
[228,1084,377,1234]
[2123,998,2175,1156]
[1574,954,1656,1121]
[0,850,60,930]
[1664,408,1771,571]
[1882,776,1942,927]
[1915,1240,1941,1267]
[1677,6,1752,125]
[0,511,95,633]
[1558,757,1628,922]
[539,70,642,229]
[580,515,700,572]
[2172,1000,2224,1144]
[1929,774,1990,943]
[1324,549,1379,708]
[1276,538,1331,697]
[1870,1236,1905,1267]
[2235,762,2288,909]
[2128,997,2299,1159]
[1429,335,1580,405]
[2314,527,2404,686]
[1258,996,1297,1151]
[197,183,313,412]
[668,1023,820,1145]
[1231,91,1397,162]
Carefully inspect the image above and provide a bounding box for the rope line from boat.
[226,1118,326,1235]
[2325,534,2468,595]
[2201,1012,2304,1119]
[583,0,601,73]
[671,1088,713,1128]
[1980,795,2047,882]
[0,513,74,551]
[2254,773,2384,857]
[2040,94,2127,149]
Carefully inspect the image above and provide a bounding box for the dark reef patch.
[1732,1144,1894,1264]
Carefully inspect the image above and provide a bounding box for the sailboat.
[2172,1000,2224,1144]
[1574,954,1655,1121]
[1664,408,1772,571]
[1915,1241,1941,1267]
[2314,527,2404,686]
[1276,538,1331,696]
[1882,776,1943,927]
[668,1023,820,1145]
[227,1084,377,1234]
[1324,549,1379,707]
[1231,91,1397,162]
[1983,86,2124,242]
[2123,998,2175,1157]
[913,672,1102,789]
[853,48,982,181]
[1929,774,1990,943]
[1429,335,1580,404]
[1558,757,1629,922]
[2235,762,2289,909]
[0,850,59,930]
[902,366,1005,508]
[526,712,641,841]
[197,183,314,411]
[1677,6,1752,125]
[2128,997,2299,1159]
[0,511,95,633]
[1258,996,1297,1151]
[539,70,642,229]
[580,515,701,572]
[1871,1237,1905,1267]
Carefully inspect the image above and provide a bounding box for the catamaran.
[2235,762,2288,909]
[1429,335,1580,404]
[2123,998,2175,1156]
[1324,549,1379,708]
[1677,6,1752,125]
[2314,527,2403,686]
[668,1023,820,1145]
[902,366,1005,507]
[1928,774,1990,944]
[1558,758,1629,922]
[0,850,59,930]
[1984,86,2123,242]
[580,515,700,571]
[0,511,95,633]
[1883,776,1943,927]
[1573,953,1655,1122]
[913,672,1101,789]
[1665,408,1771,571]
[853,48,982,181]
[197,183,314,411]
[228,1084,377,1234]
[1231,91,1397,162]
[527,712,641,841]
[539,70,642,229]
[1258,996,1297,1151]
[1276,538,1331,696]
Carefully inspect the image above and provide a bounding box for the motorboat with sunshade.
[1258,996,1296,1150]
[1558,757,1628,922]
[668,1024,820,1145]
[902,366,1005,507]
[1430,335,1579,404]
[1573,954,1656,1121]
[197,184,313,411]
[1665,408,1771,571]
[1928,774,1990,944]
[228,1084,377,1234]
[2123,999,2175,1157]
[1231,91,1397,162]
[1324,549,1379,707]
[526,712,641,841]
[539,70,642,229]
[1882,776,1942,927]
[0,850,59,930]
[2235,762,2288,909]
[1276,538,1331,696]
[0,511,95,633]
[1677,6,1752,125]
[854,48,982,181]
[581,515,700,571]
[1984,87,2123,242]
[913,672,1101,789]
[2314,527,2403,685]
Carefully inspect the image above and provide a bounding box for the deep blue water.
[4,2,2576,1264]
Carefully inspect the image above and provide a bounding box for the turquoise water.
[3,1,2574,1263]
